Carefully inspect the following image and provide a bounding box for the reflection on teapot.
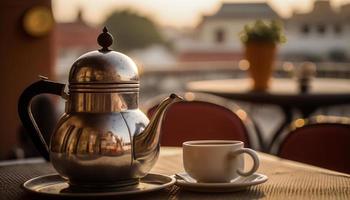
[18,27,183,187]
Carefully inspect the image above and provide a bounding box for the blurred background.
[0,0,349,159]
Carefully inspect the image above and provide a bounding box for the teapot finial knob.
[97,26,114,51]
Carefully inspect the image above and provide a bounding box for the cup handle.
[230,148,259,177]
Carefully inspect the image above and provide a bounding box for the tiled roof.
[55,19,100,49]
[289,1,346,23]
[204,3,279,20]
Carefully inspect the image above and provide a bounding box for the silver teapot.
[18,27,182,187]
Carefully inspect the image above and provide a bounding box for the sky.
[52,0,350,28]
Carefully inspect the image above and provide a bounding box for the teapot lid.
[68,27,139,85]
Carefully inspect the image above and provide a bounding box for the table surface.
[187,78,350,95]
[1,147,350,200]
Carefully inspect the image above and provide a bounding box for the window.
[215,29,225,43]
[317,24,326,35]
[301,24,310,35]
[334,24,342,34]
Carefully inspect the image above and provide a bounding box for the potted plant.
[240,20,286,91]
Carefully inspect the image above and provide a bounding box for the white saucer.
[174,172,268,192]
[23,173,175,197]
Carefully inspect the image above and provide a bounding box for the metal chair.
[143,92,263,150]
[275,116,350,174]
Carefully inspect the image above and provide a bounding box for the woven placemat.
[153,149,350,200]
[1,148,349,200]
[0,163,54,200]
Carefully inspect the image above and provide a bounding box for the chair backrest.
[145,93,261,149]
[278,117,350,174]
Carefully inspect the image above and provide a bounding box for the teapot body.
[50,109,153,186]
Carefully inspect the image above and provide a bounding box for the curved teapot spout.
[134,94,183,161]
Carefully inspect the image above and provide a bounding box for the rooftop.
[290,0,350,23]
[55,11,100,49]
[203,3,279,20]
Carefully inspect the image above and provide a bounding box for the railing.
[140,61,350,102]
[141,61,350,78]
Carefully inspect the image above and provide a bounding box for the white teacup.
[183,140,259,183]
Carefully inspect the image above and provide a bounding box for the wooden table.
[1,147,350,199]
[187,78,350,150]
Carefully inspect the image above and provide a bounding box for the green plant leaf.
[239,20,286,44]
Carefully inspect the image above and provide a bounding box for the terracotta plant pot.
[244,42,276,91]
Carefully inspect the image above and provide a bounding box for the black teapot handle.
[18,77,66,161]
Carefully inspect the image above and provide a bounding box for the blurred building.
[176,0,350,62]
[55,11,100,81]
[282,0,350,61]
[176,2,279,62]
[129,45,176,71]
